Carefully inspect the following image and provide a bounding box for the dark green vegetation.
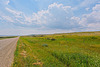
[12,32,100,67]
[0,36,17,40]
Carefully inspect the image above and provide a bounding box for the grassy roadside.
[12,32,100,67]
[0,36,17,40]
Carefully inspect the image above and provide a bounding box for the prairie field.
[12,32,100,67]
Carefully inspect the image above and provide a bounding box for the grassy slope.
[12,32,100,67]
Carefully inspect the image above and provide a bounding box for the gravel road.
[0,37,19,67]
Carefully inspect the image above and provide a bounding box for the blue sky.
[0,0,100,35]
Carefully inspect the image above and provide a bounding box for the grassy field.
[12,32,100,67]
[0,36,17,40]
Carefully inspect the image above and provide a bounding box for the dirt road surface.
[0,37,19,67]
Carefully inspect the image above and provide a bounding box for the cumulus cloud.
[31,3,80,29]
[0,1,100,31]
[4,3,81,29]
[92,4,100,11]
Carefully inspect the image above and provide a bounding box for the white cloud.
[92,4,100,11]
[1,2,100,31]
[5,8,34,25]
[80,4,100,29]
[88,23,100,28]
[86,8,90,11]
[31,3,80,29]
[71,16,80,22]
[6,0,10,5]
[0,0,10,5]
[4,3,81,29]
[74,0,99,11]
[1,16,14,22]
[6,8,23,17]
[80,0,98,7]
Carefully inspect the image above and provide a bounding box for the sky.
[0,0,100,35]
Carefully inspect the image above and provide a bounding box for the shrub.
[42,44,48,47]
[51,38,56,41]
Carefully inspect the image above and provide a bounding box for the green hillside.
[12,32,100,67]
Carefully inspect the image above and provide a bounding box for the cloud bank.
[1,3,81,29]
[0,0,100,35]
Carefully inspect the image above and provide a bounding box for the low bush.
[51,38,56,41]
[42,44,48,47]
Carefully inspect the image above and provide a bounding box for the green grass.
[12,32,100,67]
[0,36,17,40]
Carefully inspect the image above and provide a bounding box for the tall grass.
[12,32,100,67]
